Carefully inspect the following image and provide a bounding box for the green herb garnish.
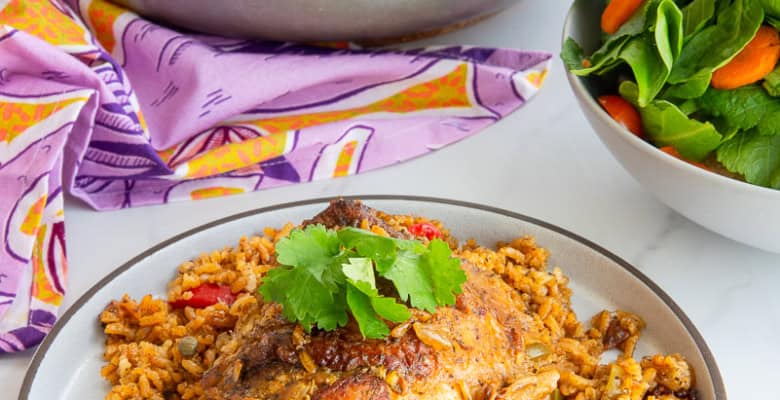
[258,225,466,339]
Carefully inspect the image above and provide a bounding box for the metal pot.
[112,0,523,42]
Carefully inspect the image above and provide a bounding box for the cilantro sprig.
[258,225,466,339]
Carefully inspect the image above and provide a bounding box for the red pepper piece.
[408,222,442,240]
[169,283,236,309]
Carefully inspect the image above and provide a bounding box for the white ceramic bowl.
[563,0,780,253]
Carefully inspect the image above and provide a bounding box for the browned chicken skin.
[202,200,558,399]
[311,374,391,400]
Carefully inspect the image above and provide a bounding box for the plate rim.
[19,195,727,399]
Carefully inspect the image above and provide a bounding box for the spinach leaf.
[621,78,699,115]
[620,39,671,106]
[767,15,780,31]
[562,37,630,76]
[717,129,780,188]
[619,0,683,106]
[619,80,640,106]
[681,0,716,40]
[678,100,700,115]
[669,0,764,85]
[697,85,780,136]
[640,100,722,160]
[761,0,780,18]
[711,118,740,141]
[662,70,712,99]
[762,64,780,97]
[615,0,662,36]
[657,0,685,61]
[560,37,586,71]
[563,0,660,76]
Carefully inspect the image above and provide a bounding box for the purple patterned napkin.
[0,0,551,353]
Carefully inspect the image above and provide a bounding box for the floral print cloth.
[0,0,551,352]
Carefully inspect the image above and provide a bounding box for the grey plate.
[112,0,523,42]
[19,196,725,399]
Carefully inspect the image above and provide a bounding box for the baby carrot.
[601,0,644,35]
[598,95,645,138]
[711,26,780,90]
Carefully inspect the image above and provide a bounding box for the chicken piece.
[202,200,560,400]
[311,374,391,400]
[302,199,412,239]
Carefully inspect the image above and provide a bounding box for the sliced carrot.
[659,146,710,170]
[712,25,780,90]
[601,0,644,35]
[598,95,645,138]
[659,146,681,158]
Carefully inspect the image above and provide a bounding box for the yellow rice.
[99,214,694,400]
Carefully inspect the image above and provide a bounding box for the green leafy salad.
[562,0,780,189]
[258,225,467,339]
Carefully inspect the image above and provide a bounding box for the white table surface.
[4,1,779,398]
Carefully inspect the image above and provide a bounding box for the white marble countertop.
[4,1,779,398]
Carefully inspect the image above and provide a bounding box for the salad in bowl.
[563,0,780,190]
